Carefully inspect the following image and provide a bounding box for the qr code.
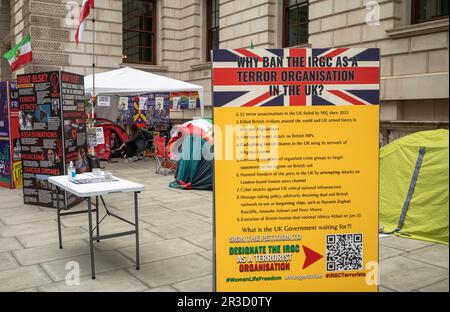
[326,234,363,271]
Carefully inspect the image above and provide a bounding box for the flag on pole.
[75,0,94,45]
[2,34,33,72]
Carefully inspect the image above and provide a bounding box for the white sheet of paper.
[139,97,147,110]
[118,97,128,110]
[172,97,180,110]
[95,127,105,145]
[155,97,164,111]
[189,97,196,109]
[97,96,110,107]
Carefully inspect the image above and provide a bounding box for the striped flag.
[75,0,94,45]
[2,34,33,72]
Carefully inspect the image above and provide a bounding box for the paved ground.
[0,160,448,292]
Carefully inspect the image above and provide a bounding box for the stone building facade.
[0,0,448,122]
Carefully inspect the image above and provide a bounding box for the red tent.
[94,118,129,160]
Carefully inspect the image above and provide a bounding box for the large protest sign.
[0,81,21,189]
[17,71,89,208]
[0,81,11,188]
[212,48,380,292]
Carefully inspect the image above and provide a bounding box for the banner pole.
[90,6,96,156]
[92,6,95,118]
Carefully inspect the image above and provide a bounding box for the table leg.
[134,191,140,270]
[56,186,63,249]
[96,196,100,242]
[87,197,96,279]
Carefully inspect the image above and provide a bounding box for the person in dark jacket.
[109,132,122,158]
[120,124,146,161]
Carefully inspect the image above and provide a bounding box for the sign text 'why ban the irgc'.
[236,56,360,96]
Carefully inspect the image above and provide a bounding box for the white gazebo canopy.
[84,67,204,116]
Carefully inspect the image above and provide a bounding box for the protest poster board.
[212,48,380,292]
[0,81,11,188]
[147,93,171,130]
[132,96,147,127]
[170,91,200,110]
[17,71,89,208]
[0,81,21,189]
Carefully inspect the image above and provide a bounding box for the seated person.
[120,124,146,161]
[109,132,122,158]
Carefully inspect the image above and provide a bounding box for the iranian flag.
[2,34,33,72]
[75,0,94,45]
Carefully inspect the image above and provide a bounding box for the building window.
[122,0,157,64]
[412,0,449,24]
[283,0,309,47]
[206,0,219,62]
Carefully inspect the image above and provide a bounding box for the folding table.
[48,173,145,279]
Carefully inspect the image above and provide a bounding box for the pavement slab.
[172,275,213,292]
[198,250,213,261]
[0,206,42,217]
[145,285,178,292]
[16,227,87,248]
[13,240,90,266]
[380,255,448,291]
[417,279,449,292]
[0,220,59,238]
[0,266,52,291]
[38,270,148,292]
[159,198,212,211]
[379,235,434,251]
[189,206,213,218]
[379,286,395,292]
[128,254,212,288]
[403,244,449,269]
[146,220,212,239]
[107,204,173,218]
[183,232,213,250]
[379,245,405,260]
[141,210,205,226]
[0,237,23,252]
[119,238,205,264]
[41,250,134,281]
[0,210,56,225]
[0,252,20,271]
[17,287,40,292]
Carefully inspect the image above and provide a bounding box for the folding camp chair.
[155,136,177,175]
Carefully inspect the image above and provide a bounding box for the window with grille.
[123,0,157,64]
[283,0,309,47]
[412,0,449,24]
[207,0,219,62]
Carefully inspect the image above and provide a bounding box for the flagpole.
[92,6,95,118]
[90,5,96,156]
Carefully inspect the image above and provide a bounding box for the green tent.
[380,129,449,245]
[168,119,213,190]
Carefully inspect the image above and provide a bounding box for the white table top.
[48,173,145,197]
